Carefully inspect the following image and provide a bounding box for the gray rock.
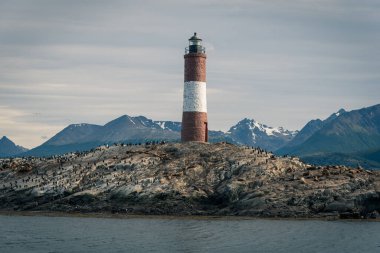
[0,142,379,218]
[324,201,354,212]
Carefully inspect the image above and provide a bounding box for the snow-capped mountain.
[227,118,298,151]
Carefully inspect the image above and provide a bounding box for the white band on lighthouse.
[183,81,207,112]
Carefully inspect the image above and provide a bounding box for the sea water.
[0,215,379,253]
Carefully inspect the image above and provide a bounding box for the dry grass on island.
[0,142,379,219]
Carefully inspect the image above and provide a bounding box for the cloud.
[0,106,64,148]
[0,0,379,148]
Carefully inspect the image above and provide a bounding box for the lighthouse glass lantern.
[186,33,205,54]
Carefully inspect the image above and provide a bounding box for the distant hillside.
[361,148,380,164]
[280,104,380,155]
[281,109,346,150]
[43,123,103,146]
[0,136,28,157]
[301,150,380,170]
[276,104,380,169]
[302,148,380,170]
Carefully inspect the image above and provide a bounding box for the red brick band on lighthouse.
[181,33,208,142]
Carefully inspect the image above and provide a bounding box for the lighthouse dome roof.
[189,32,202,41]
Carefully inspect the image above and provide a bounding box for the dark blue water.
[0,215,379,253]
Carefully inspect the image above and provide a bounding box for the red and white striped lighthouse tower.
[181,33,208,142]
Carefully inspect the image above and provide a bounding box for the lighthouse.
[181,33,208,142]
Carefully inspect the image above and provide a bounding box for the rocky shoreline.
[0,142,379,219]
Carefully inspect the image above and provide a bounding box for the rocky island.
[0,142,379,219]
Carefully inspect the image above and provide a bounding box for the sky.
[0,0,379,148]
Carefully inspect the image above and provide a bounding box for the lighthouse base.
[181,112,208,142]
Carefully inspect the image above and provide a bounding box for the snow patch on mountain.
[71,123,90,128]
[229,118,297,137]
[154,121,182,132]
[227,118,298,151]
[157,122,166,129]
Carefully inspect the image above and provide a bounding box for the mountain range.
[1,104,379,169]
[277,104,380,168]
[22,116,181,157]
[9,115,295,157]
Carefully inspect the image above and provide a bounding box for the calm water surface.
[0,215,379,253]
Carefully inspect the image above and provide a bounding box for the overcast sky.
[0,0,379,148]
